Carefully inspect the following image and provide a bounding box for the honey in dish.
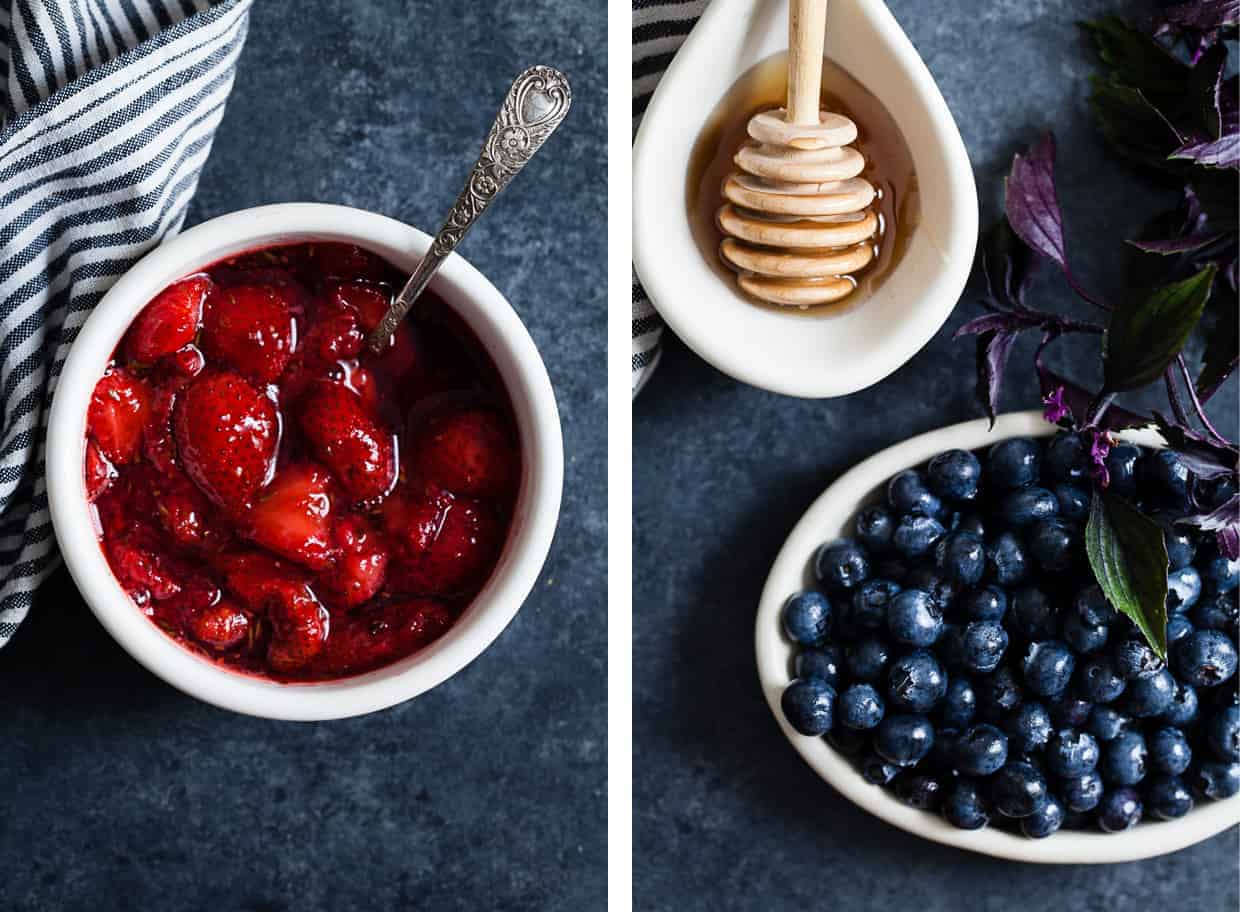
[687,53,920,314]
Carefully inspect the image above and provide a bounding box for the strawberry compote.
[85,243,520,681]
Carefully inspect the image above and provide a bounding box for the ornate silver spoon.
[366,65,572,353]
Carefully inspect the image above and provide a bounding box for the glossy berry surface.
[88,243,518,681]
[781,679,836,736]
[782,591,832,645]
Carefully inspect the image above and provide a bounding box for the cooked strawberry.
[188,600,249,650]
[216,550,329,671]
[298,380,397,502]
[170,344,205,377]
[106,531,183,601]
[200,284,297,383]
[122,274,210,363]
[409,406,517,499]
[313,243,391,281]
[316,515,388,606]
[344,364,381,416]
[84,439,115,502]
[243,463,335,569]
[385,487,504,595]
[155,470,221,549]
[277,306,362,406]
[174,371,278,513]
[330,282,420,385]
[88,367,150,464]
[314,598,451,675]
[142,384,179,473]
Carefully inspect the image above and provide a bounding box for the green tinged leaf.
[1089,78,1185,172]
[1086,491,1170,658]
[1104,265,1216,390]
[1083,16,1191,110]
[1199,292,1239,398]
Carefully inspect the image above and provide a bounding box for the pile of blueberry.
[780,432,1239,838]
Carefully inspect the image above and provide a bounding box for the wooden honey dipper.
[717,0,879,307]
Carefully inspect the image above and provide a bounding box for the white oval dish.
[47,203,563,721]
[633,0,978,398]
[755,410,1240,862]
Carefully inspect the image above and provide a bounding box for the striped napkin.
[632,0,707,396]
[0,0,251,646]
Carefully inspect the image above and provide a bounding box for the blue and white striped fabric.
[632,0,706,396]
[0,0,251,646]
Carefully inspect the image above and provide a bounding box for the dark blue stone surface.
[634,0,1238,908]
[0,2,605,909]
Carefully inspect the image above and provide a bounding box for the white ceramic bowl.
[47,203,563,721]
[756,410,1240,862]
[633,0,978,398]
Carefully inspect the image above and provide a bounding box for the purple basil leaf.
[975,330,1019,428]
[1128,233,1224,254]
[954,312,1036,338]
[1178,494,1240,560]
[1033,333,1146,431]
[980,219,1040,310]
[1158,1,1240,33]
[1153,412,1240,478]
[1172,135,1240,169]
[1006,134,1069,270]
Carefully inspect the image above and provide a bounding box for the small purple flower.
[1042,386,1071,425]
[1089,430,1114,487]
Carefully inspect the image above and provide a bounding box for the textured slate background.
[0,2,605,910]
[634,0,1240,909]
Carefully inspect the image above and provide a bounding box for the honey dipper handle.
[786,0,828,125]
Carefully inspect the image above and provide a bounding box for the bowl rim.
[633,0,979,398]
[755,409,1240,863]
[46,202,563,721]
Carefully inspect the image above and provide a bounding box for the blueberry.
[1190,592,1239,635]
[1166,614,1195,647]
[1207,705,1240,762]
[928,726,960,774]
[1043,432,1088,481]
[1149,726,1192,775]
[1193,761,1240,799]
[955,723,1009,776]
[1047,693,1095,729]
[1074,585,1118,627]
[999,487,1059,528]
[1045,729,1100,777]
[1163,680,1199,727]
[892,515,946,559]
[960,585,1007,622]
[1140,449,1192,511]
[1060,770,1104,812]
[1075,656,1125,704]
[1166,566,1202,613]
[1172,629,1238,687]
[985,532,1028,587]
[848,579,902,635]
[1125,668,1177,718]
[815,539,871,592]
[887,649,947,713]
[956,621,1009,675]
[1202,475,1239,510]
[934,531,985,585]
[836,683,884,731]
[887,589,944,647]
[903,566,959,610]
[955,513,987,538]
[855,504,895,554]
[782,591,832,645]
[861,752,903,785]
[1020,793,1066,838]
[942,779,991,829]
[941,678,977,729]
[1097,787,1143,832]
[1113,639,1164,680]
[887,470,945,518]
[1103,444,1142,498]
[781,679,836,735]
[1009,587,1057,640]
[794,646,844,688]
[895,773,947,810]
[1154,515,1198,571]
[1087,706,1133,742]
[1100,730,1147,785]
[1023,641,1076,697]
[976,666,1024,719]
[1061,613,1109,657]
[1146,775,1194,819]
[846,637,892,683]
[990,762,1048,818]
[1028,518,1076,572]
[826,727,869,756]
[1004,702,1053,753]
[1053,483,1090,521]
[874,713,935,767]
[926,449,982,502]
[987,438,1041,490]
[1201,553,1239,594]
